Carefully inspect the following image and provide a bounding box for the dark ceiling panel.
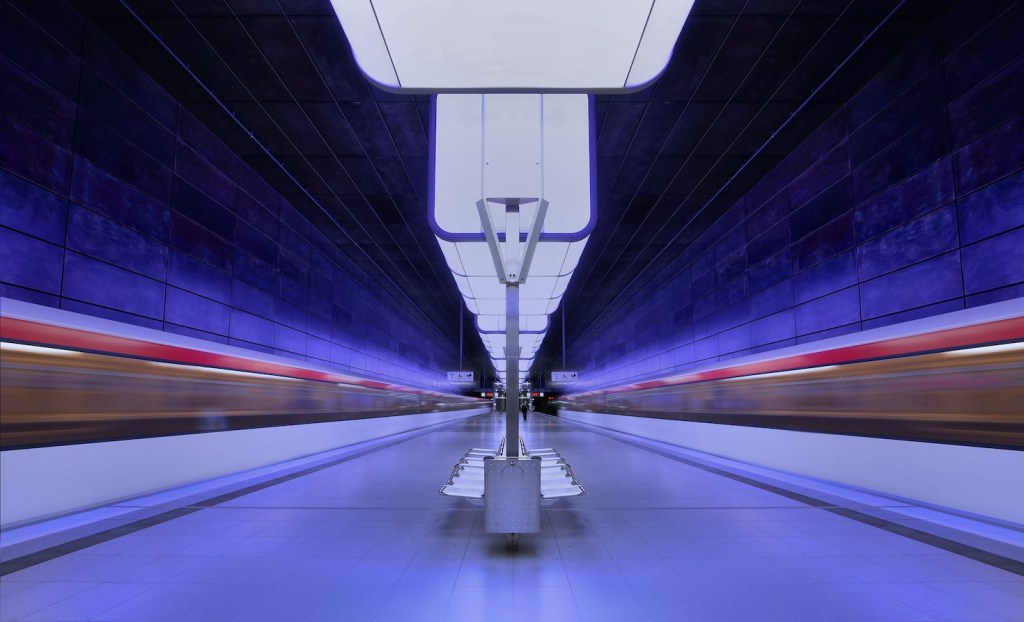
[190,17,289,102]
[596,103,646,156]
[378,102,429,158]
[371,156,418,198]
[691,15,791,102]
[625,101,685,157]
[337,101,399,158]
[653,15,736,101]
[289,16,372,100]
[261,102,332,155]
[301,102,363,156]
[240,16,332,102]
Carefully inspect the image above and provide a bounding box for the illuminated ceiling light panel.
[330,0,696,92]
[433,94,593,382]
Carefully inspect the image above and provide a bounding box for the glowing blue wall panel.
[572,0,1024,390]
[0,0,456,389]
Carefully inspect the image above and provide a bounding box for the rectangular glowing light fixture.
[432,94,593,382]
[329,0,695,92]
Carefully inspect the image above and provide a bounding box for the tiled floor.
[2,412,1022,621]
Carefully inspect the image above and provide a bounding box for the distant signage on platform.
[447,371,475,382]
[551,371,578,382]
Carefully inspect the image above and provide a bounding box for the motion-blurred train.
[2,299,1023,450]
[0,300,484,449]
[562,304,1024,450]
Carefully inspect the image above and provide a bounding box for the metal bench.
[440,438,585,500]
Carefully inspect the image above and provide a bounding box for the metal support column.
[505,284,519,457]
[475,196,546,460]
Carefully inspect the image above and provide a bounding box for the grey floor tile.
[554,535,611,559]
[0,580,37,599]
[513,585,579,620]
[20,582,154,621]
[415,536,471,559]
[344,556,413,586]
[882,554,1023,582]
[573,585,647,622]
[932,581,1024,620]
[612,556,680,586]
[514,557,570,586]
[455,557,515,586]
[991,581,1024,598]
[816,554,920,583]
[107,554,205,583]
[870,582,1005,621]
[0,582,97,621]
[399,558,462,587]
[753,583,933,621]
[256,584,392,622]
[281,556,361,584]
[562,557,627,587]
[446,585,514,621]
[375,586,451,622]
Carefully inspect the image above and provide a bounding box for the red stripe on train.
[0,317,405,393]
[575,316,1024,397]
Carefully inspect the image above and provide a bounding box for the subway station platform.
[2,412,1022,621]
[6,413,1024,622]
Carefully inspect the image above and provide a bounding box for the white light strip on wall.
[944,342,1024,356]
[722,365,839,382]
[0,342,82,356]
[148,361,300,381]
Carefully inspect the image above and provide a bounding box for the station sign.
[551,371,578,382]
[447,371,475,382]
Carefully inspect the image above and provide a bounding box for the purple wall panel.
[66,205,168,280]
[165,287,230,336]
[0,1,455,389]
[958,174,1024,244]
[948,56,1024,148]
[750,278,795,318]
[0,115,73,195]
[1,171,67,244]
[750,309,796,347]
[853,157,954,242]
[855,205,958,281]
[167,251,231,305]
[962,227,1024,295]
[862,299,966,332]
[0,56,77,148]
[954,114,1024,195]
[71,159,172,243]
[163,322,230,346]
[571,0,1024,390]
[0,228,63,294]
[859,252,963,320]
[61,299,163,331]
[0,4,80,99]
[792,251,855,305]
[62,252,165,320]
[795,287,861,336]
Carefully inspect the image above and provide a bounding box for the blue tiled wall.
[571,0,1024,391]
[0,1,457,390]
